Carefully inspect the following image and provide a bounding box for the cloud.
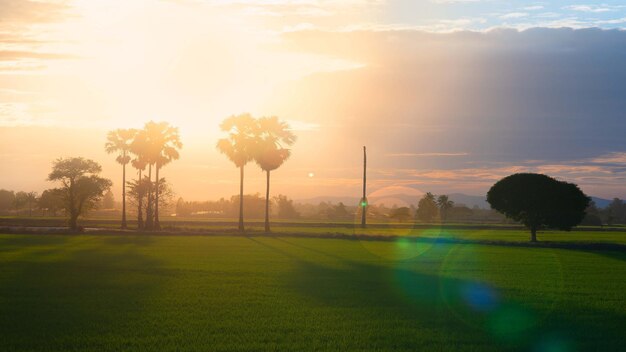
[564,5,621,13]
[588,152,626,166]
[522,5,544,11]
[500,12,529,19]
[0,0,74,72]
[274,27,626,174]
[2,2,626,199]
[364,151,626,197]
[0,0,70,25]
[0,50,77,61]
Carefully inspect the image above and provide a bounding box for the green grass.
[1,231,625,351]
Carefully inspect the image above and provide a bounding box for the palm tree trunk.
[239,165,244,232]
[121,160,127,229]
[68,179,76,230]
[154,166,160,230]
[265,170,270,233]
[530,226,538,242]
[137,169,144,230]
[361,146,367,228]
[146,164,153,230]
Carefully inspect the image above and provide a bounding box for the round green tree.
[487,173,590,242]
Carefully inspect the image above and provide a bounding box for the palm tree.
[255,116,296,233]
[256,145,291,232]
[130,158,147,229]
[105,128,137,229]
[26,191,38,217]
[130,128,152,229]
[437,194,454,223]
[216,114,258,232]
[126,175,151,229]
[146,121,182,230]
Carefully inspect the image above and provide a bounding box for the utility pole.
[361,146,367,228]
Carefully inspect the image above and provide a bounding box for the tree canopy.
[390,207,411,222]
[216,113,260,232]
[487,173,590,242]
[48,157,112,231]
[217,114,259,168]
[416,192,438,223]
[437,195,454,222]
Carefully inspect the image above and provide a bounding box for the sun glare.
[1,1,626,351]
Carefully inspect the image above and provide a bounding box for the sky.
[1,0,626,202]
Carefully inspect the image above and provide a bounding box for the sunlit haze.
[2,0,626,200]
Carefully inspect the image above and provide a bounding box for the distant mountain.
[591,196,612,208]
[369,194,421,207]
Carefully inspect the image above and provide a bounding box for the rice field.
[0,229,624,351]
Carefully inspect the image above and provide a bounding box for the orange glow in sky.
[1,0,626,200]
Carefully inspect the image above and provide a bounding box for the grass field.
[1,230,625,351]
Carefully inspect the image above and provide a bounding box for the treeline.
[298,199,505,223]
[173,192,506,223]
[0,188,116,217]
[0,115,297,232]
[175,194,299,219]
[582,199,626,226]
[6,184,626,227]
[172,193,626,225]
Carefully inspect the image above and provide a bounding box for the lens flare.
[461,282,499,312]
[354,198,445,261]
[439,242,565,345]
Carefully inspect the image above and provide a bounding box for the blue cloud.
[278,27,626,174]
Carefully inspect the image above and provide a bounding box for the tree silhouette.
[14,191,44,216]
[274,194,300,219]
[130,158,147,229]
[101,190,115,209]
[143,121,182,230]
[217,114,258,232]
[254,116,296,232]
[127,176,151,224]
[581,200,602,226]
[487,173,590,242]
[105,128,136,229]
[24,191,38,217]
[389,207,411,222]
[0,189,15,212]
[47,157,111,231]
[606,198,625,225]
[131,127,156,229]
[128,176,174,222]
[13,191,28,215]
[437,195,454,223]
[416,192,438,223]
[38,189,63,216]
